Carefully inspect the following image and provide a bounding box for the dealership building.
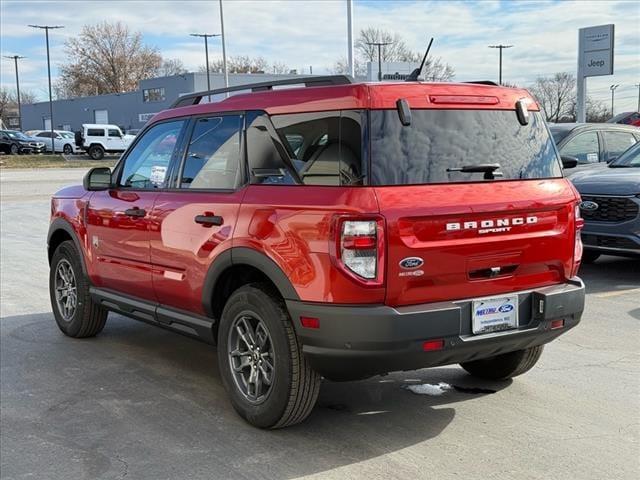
[20,72,302,132]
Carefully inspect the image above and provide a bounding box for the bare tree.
[0,88,14,123]
[567,97,610,123]
[58,21,162,97]
[528,73,576,123]
[331,57,367,78]
[206,55,270,74]
[159,58,187,77]
[271,61,290,75]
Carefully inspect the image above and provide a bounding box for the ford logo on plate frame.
[399,257,424,269]
[580,201,599,211]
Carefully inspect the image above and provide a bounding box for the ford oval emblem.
[399,257,424,269]
[580,201,599,211]
[498,304,514,313]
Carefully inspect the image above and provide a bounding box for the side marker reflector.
[423,339,445,352]
[300,316,320,329]
[550,319,564,330]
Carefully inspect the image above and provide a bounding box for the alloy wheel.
[54,259,77,321]
[227,313,275,404]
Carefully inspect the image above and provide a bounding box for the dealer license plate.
[472,296,518,334]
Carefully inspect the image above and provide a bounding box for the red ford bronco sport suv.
[48,76,586,428]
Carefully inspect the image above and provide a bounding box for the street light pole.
[610,84,619,118]
[219,0,229,96]
[3,55,25,131]
[29,24,63,152]
[488,44,513,85]
[346,0,354,77]
[635,83,640,112]
[190,33,221,98]
[365,41,391,82]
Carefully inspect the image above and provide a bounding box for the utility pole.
[366,42,391,82]
[219,0,229,96]
[3,55,26,131]
[29,24,64,152]
[190,33,221,99]
[635,83,640,112]
[347,0,354,77]
[610,84,619,118]
[488,44,513,85]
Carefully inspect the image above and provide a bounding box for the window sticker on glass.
[150,165,167,186]
[586,153,598,163]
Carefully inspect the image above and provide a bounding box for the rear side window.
[87,129,105,137]
[268,110,365,186]
[603,131,637,159]
[561,132,600,163]
[179,115,242,190]
[371,110,562,185]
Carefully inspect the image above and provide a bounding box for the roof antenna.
[405,37,434,82]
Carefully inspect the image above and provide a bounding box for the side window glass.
[37,132,50,138]
[560,132,599,163]
[246,112,298,185]
[108,129,121,137]
[271,110,364,186]
[603,131,637,158]
[119,120,184,189]
[180,115,242,189]
[87,129,105,137]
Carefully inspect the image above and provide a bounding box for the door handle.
[195,214,223,226]
[124,207,146,218]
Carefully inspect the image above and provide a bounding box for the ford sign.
[498,304,515,313]
[580,201,599,211]
[399,257,424,269]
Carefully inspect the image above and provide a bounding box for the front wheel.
[63,144,73,155]
[460,345,544,380]
[10,143,18,155]
[49,240,107,337]
[217,283,321,428]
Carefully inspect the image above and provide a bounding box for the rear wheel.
[217,283,321,428]
[88,145,104,160]
[63,144,73,155]
[581,250,600,264]
[460,345,544,380]
[49,240,107,338]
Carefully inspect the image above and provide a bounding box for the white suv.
[76,124,133,160]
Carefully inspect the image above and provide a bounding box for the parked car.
[0,130,46,154]
[549,123,640,175]
[607,111,640,127]
[571,142,640,262]
[75,124,133,160]
[48,76,585,428]
[34,130,81,154]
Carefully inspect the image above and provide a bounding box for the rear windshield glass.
[371,110,562,185]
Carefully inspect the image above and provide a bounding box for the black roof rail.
[465,80,500,86]
[171,75,354,108]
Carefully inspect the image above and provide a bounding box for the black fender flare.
[47,217,88,276]
[202,247,300,318]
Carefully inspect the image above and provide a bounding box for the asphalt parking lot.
[1,168,639,480]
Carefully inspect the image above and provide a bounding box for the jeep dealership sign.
[576,24,615,123]
[579,24,614,77]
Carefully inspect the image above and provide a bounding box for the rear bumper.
[287,278,585,380]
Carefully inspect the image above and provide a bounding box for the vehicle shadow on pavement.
[579,255,640,294]
[2,312,510,480]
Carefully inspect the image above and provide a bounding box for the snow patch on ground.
[405,382,453,396]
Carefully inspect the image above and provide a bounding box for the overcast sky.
[1,0,639,112]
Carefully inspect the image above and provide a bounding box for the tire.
[10,143,18,155]
[88,145,104,160]
[49,240,107,338]
[217,283,321,429]
[460,345,544,380]
[581,250,600,264]
[63,144,73,155]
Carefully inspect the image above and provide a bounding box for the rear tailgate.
[376,180,579,307]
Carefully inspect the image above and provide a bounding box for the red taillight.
[550,319,564,330]
[423,339,445,351]
[300,316,320,329]
[572,203,583,276]
[332,216,385,286]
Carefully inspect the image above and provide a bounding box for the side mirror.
[83,167,112,191]
[607,155,618,163]
[561,156,578,169]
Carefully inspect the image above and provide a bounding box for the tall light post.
[365,41,391,82]
[346,0,354,77]
[488,44,513,85]
[3,55,25,131]
[635,83,640,112]
[190,33,221,97]
[219,0,229,96]
[610,84,619,117]
[29,24,64,152]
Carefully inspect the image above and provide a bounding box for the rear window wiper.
[447,163,503,180]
